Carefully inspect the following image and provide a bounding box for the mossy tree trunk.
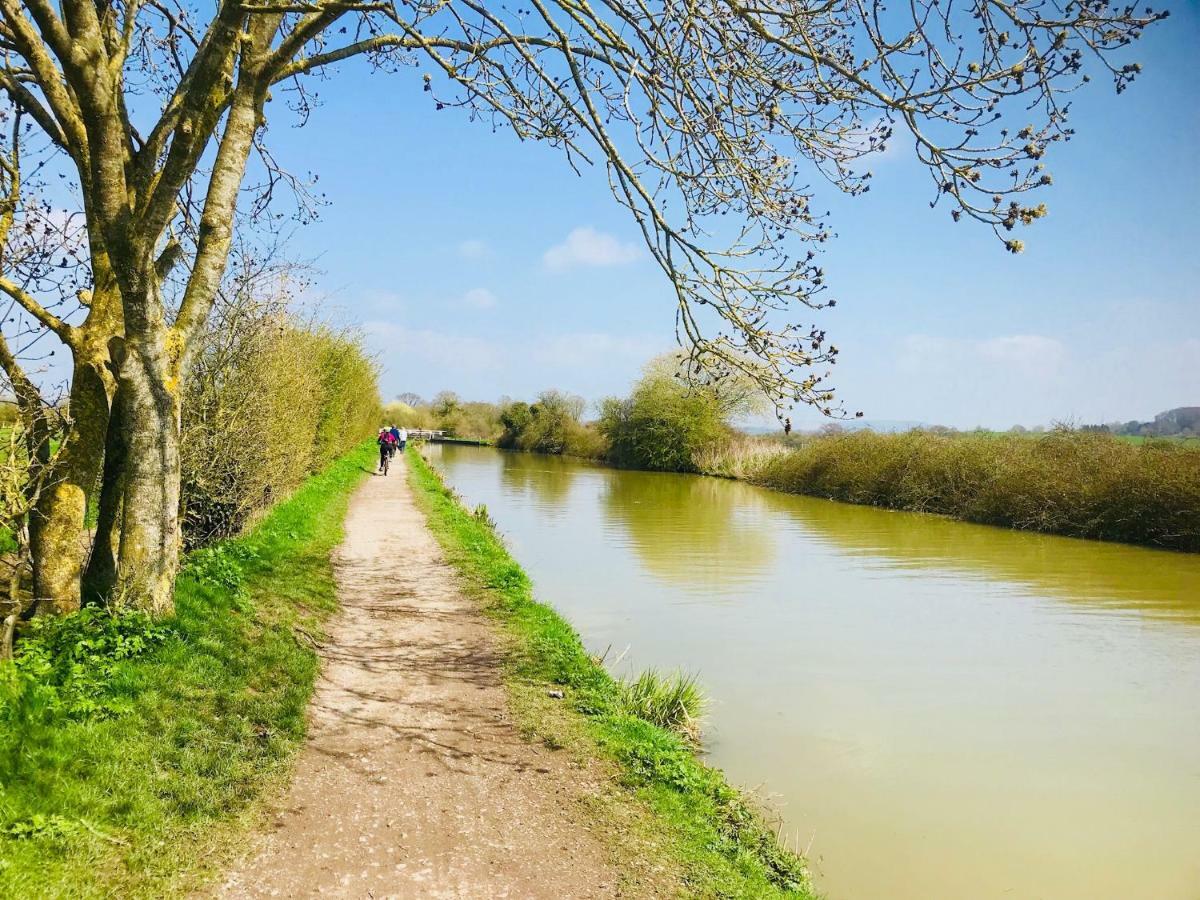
[28,362,110,615]
[22,275,123,615]
[113,327,182,614]
[83,383,127,606]
[103,83,264,614]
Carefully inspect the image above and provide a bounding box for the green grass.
[619,669,706,743]
[407,449,815,898]
[0,442,375,898]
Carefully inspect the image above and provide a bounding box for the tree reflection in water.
[599,468,776,590]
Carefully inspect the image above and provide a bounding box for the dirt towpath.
[217,459,627,898]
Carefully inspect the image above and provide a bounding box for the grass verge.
[407,449,815,898]
[0,442,375,898]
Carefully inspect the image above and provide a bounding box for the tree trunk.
[114,330,182,615]
[29,466,91,616]
[29,360,113,615]
[83,383,127,606]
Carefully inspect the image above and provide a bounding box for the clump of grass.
[407,450,813,898]
[700,428,1200,552]
[619,669,705,742]
[693,433,790,479]
[0,441,375,898]
[471,502,496,529]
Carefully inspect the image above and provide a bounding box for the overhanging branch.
[0,275,74,345]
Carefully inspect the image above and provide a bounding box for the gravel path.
[216,459,626,898]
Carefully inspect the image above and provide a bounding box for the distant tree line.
[386,367,1199,553]
[1082,407,1200,438]
[386,353,768,472]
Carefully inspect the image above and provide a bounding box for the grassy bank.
[713,429,1200,552]
[407,449,815,898]
[0,442,375,898]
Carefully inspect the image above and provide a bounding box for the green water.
[427,444,1200,900]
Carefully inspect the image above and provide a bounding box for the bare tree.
[0,0,1163,613]
[179,243,315,546]
[0,102,109,616]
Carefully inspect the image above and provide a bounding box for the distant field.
[1114,434,1200,445]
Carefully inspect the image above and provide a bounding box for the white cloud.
[890,332,1071,427]
[543,226,641,270]
[535,333,667,367]
[457,239,494,261]
[531,332,662,368]
[362,287,495,313]
[363,321,502,373]
[365,324,661,376]
[883,331,1193,428]
[897,333,1066,379]
[363,322,665,401]
[360,290,406,314]
[977,334,1066,376]
[459,287,497,309]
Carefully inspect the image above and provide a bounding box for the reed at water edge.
[700,428,1200,552]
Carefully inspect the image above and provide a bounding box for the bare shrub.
[753,430,1200,551]
[180,275,379,547]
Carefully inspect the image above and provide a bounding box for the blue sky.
[264,6,1199,430]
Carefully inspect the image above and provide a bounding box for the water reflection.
[755,489,1200,623]
[600,469,776,589]
[441,444,1200,622]
[497,447,579,506]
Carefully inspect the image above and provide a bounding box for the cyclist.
[378,426,398,474]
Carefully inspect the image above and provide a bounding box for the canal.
[426,443,1200,900]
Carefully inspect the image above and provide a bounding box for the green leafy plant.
[472,504,496,530]
[498,391,591,455]
[2,814,82,843]
[6,608,174,721]
[599,374,728,472]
